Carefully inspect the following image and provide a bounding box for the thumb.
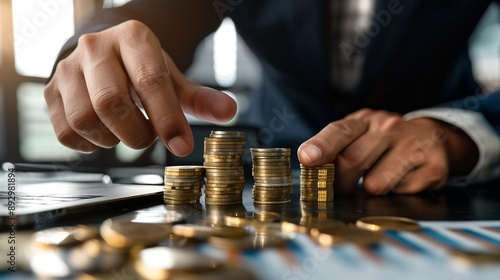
[161,50,238,123]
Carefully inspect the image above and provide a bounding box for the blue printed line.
[458,228,500,247]
[285,238,308,259]
[384,231,430,255]
[420,228,465,250]
[330,245,361,266]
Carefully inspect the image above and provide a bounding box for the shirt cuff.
[403,107,500,186]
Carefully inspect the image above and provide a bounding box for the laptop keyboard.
[0,192,101,208]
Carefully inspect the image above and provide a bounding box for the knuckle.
[134,65,170,92]
[327,121,354,139]
[155,112,179,131]
[379,115,404,132]
[357,108,374,116]
[92,85,126,112]
[125,135,154,149]
[43,85,58,103]
[55,58,78,77]
[55,128,78,147]
[363,177,387,195]
[120,19,148,34]
[67,109,94,131]
[77,33,99,52]
[338,145,363,167]
[119,20,158,44]
[426,158,449,177]
[347,108,373,119]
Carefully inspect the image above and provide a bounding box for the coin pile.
[251,148,293,204]
[164,166,205,205]
[203,130,246,205]
[299,163,335,202]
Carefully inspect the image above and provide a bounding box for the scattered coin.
[163,264,259,280]
[451,249,500,266]
[224,211,282,227]
[100,216,180,248]
[32,225,99,248]
[29,238,127,278]
[172,223,248,240]
[134,246,223,280]
[281,217,346,235]
[68,239,127,272]
[311,226,383,246]
[356,216,421,232]
[207,233,287,250]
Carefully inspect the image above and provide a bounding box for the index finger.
[297,114,369,167]
[116,21,193,156]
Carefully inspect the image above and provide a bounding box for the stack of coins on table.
[299,163,335,202]
[203,130,246,205]
[164,166,205,204]
[251,148,293,204]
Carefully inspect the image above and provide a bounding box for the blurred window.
[17,82,78,161]
[469,2,500,93]
[12,0,74,78]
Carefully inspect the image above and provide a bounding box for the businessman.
[44,0,500,195]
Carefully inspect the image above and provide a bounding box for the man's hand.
[44,20,237,156]
[297,109,479,195]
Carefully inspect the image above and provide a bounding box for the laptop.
[0,169,164,229]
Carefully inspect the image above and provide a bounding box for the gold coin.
[253,199,291,205]
[207,233,287,250]
[281,217,345,234]
[204,162,243,168]
[356,216,421,232]
[204,179,245,184]
[100,219,173,248]
[134,246,222,279]
[32,225,99,247]
[209,130,246,138]
[165,165,205,173]
[252,222,283,235]
[224,211,281,227]
[204,196,242,203]
[165,264,259,280]
[300,163,335,169]
[311,226,382,246]
[172,224,247,239]
[164,199,200,205]
[451,249,500,266]
[69,239,127,271]
[205,200,243,206]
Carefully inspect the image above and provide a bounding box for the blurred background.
[0,0,498,170]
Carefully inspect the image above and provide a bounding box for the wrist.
[410,117,479,176]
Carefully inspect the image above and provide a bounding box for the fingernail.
[299,144,322,164]
[168,136,191,156]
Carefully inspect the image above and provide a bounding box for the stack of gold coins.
[203,131,246,205]
[251,148,293,204]
[299,163,335,202]
[164,166,205,204]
